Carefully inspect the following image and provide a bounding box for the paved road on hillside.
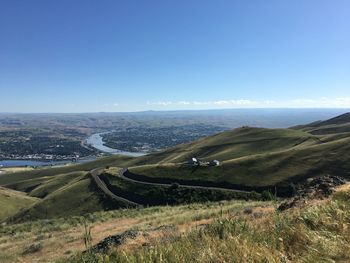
[90,168,141,207]
[119,168,251,194]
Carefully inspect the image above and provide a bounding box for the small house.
[188,157,199,166]
[209,160,220,166]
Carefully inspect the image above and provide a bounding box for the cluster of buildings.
[0,153,80,161]
[187,157,220,167]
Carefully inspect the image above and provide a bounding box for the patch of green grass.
[130,127,319,165]
[0,187,39,221]
[101,172,258,206]
[130,135,350,188]
[28,171,87,198]
[0,155,136,187]
[8,177,117,222]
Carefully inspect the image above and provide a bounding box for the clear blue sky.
[0,0,349,112]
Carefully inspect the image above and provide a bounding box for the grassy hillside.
[1,113,349,221]
[28,171,87,198]
[1,183,349,263]
[131,127,319,165]
[0,125,338,192]
[130,135,350,190]
[9,177,105,221]
[100,170,257,206]
[126,114,350,192]
[0,187,39,221]
[293,112,350,135]
[2,171,87,196]
[66,184,350,263]
[1,113,350,262]
[6,172,135,222]
[0,198,269,263]
[312,112,350,126]
[0,155,136,187]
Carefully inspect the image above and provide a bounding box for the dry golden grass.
[67,183,350,263]
[0,167,34,174]
[2,183,349,263]
[0,200,266,263]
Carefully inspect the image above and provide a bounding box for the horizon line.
[1,107,350,115]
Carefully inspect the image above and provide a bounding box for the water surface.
[0,158,92,168]
[86,132,146,157]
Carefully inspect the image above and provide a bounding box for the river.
[86,132,147,157]
[0,132,146,168]
[0,158,94,168]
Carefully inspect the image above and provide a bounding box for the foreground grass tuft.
[67,188,350,263]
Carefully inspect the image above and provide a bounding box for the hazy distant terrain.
[0,109,348,159]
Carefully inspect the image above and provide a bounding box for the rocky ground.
[278,175,347,211]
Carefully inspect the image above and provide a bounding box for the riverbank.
[0,131,147,168]
[86,132,147,157]
[0,158,95,168]
[0,166,35,174]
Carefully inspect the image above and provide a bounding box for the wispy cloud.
[145,98,350,108]
[147,101,173,106]
[147,99,273,107]
[290,97,350,108]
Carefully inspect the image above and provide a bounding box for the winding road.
[90,168,141,207]
[89,167,251,208]
[118,168,251,194]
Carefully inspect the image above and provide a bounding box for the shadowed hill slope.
[0,155,136,187]
[0,187,39,221]
[128,114,350,193]
[5,172,134,222]
[131,127,319,165]
[292,112,350,135]
[131,135,350,189]
[312,112,350,127]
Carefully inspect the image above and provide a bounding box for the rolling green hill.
[0,187,39,221]
[3,171,134,222]
[128,113,350,193]
[0,155,136,187]
[132,127,319,164]
[1,112,349,221]
[9,176,113,222]
[130,135,350,189]
[0,157,139,222]
[293,112,350,135]
[311,112,350,126]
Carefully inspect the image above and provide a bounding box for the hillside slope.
[0,187,39,221]
[129,113,350,192]
[5,171,135,222]
[293,112,350,135]
[130,135,350,190]
[132,127,319,165]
